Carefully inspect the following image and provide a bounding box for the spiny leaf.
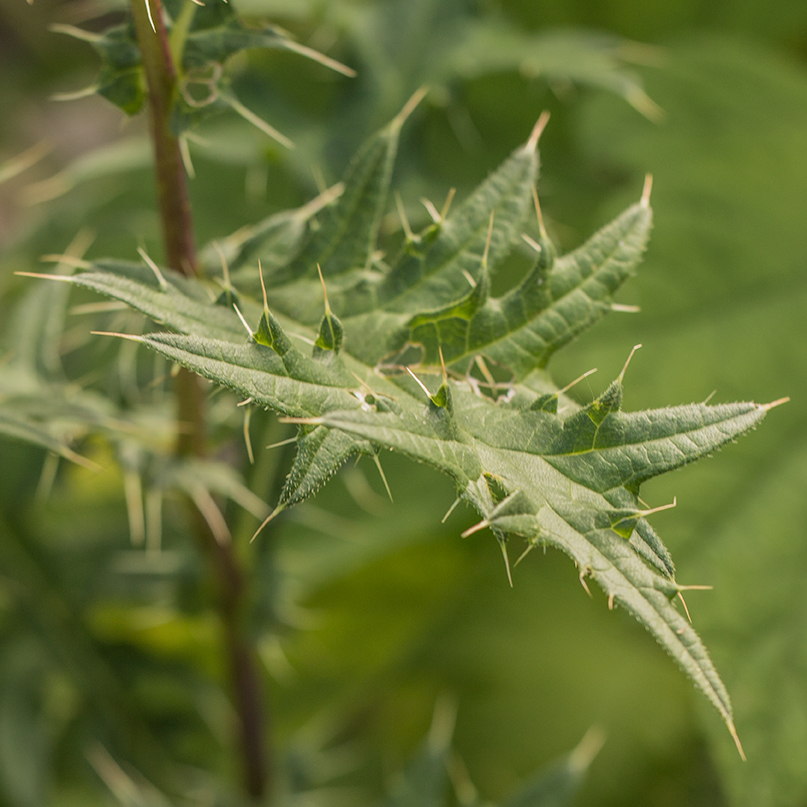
[31,106,782,746]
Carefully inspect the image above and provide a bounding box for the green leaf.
[37,104,780,746]
[501,728,604,807]
[577,34,805,805]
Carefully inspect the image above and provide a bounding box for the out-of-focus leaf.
[576,34,805,806]
[501,728,604,807]
[0,640,50,807]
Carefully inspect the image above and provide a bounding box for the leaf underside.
[42,102,774,748]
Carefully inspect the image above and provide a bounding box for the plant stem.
[130,0,270,799]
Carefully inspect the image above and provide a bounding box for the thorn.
[40,254,92,269]
[676,584,713,591]
[278,416,324,425]
[232,304,254,339]
[639,496,676,517]
[178,134,195,179]
[618,343,642,382]
[729,721,746,762]
[61,446,102,472]
[191,486,230,545]
[222,94,294,149]
[89,331,142,343]
[569,726,607,773]
[137,247,169,289]
[440,187,456,220]
[579,569,593,598]
[482,211,494,267]
[236,396,253,407]
[406,367,433,400]
[266,436,298,450]
[608,592,615,610]
[441,497,461,524]
[351,372,389,402]
[51,86,100,102]
[557,367,598,396]
[15,271,74,282]
[421,197,441,224]
[243,407,254,465]
[278,38,356,78]
[144,0,156,32]
[213,241,231,288]
[474,355,496,389]
[49,23,102,42]
[703,389,717,404]
[259,260,269,311]
[311,164,327,195]
[677,591,693,623]
[641,173,653,207]
[461,268,477,289]
[610,303,641,313]
[531,185,548,237]
[461,519,489,538]
[627,88,666,123]
[514,541,535,567]
[438,346,448,383]
[251,504,285,542]
[500,540,513,587]
[395,193,414,241]
[525,110,551,152]
[373,453,393,502]
[316,263,331,314]
[521,233,542,254]
[393,86,429,130]
[300,182,344,218]
[760,397,790,411]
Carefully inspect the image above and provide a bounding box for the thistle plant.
[1,0,787,803]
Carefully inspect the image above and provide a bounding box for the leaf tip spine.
[525,110,551,153]
[729,721,746,762]
[618,343,642,383]
[641,173,653,207]
[760,396,790,411]
[441,497,461,524]
[421,196,442,224]
[392,86,429,131]
[372,453,393,502]
[143,0,157,33]
[251,503,285,543]
[259,259,269,311]
[395,192,415,242]
[137,247,169,290]
[89,331,144,344]
[578,568,593,598]
[500,540,514,587]
[14,270,74,282]
[40,253,92,269]
[440,187,456,220]
[531,185,549,238]
[557,367,598,397]
[406,367,432,401]
[232,303,254,340]
[677,591,693,623]
[461,519,489,539]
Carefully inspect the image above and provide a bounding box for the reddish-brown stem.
[129,0,270,799]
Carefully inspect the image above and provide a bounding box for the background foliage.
[1,1,805,806]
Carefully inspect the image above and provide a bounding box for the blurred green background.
[1,0,806,805]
